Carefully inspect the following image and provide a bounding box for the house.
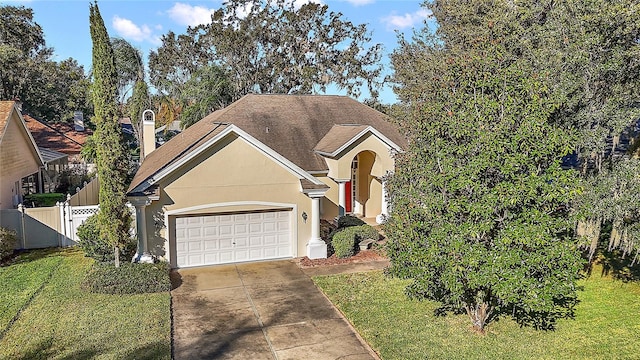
[23,113,94,193]
[127,94,405,268]
[0,101,44,209]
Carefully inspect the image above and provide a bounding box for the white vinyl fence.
[1,197,133,250]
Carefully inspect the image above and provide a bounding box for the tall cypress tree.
[89,1,131,267]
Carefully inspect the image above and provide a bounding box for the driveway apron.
[171,260,377,359]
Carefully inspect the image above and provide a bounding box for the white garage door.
[174,210,292,267]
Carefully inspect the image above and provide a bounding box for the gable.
[160,134,308,210]
[0,106,43,179]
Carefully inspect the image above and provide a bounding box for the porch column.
[376,177,389,224]
[129,197,154,263]
[306,194,327,259]
[336,179,349,217]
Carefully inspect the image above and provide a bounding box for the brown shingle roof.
[23,114,83,155]
[128,94,406,194]
[313,124,370,155]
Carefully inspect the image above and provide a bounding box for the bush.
[332,225,380,259]
[82,261,171,294]
[0,227,18,260]
[76,215,136,262]
[23,193,65,207]
[337,215,366,228]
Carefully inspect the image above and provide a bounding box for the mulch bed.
[297,249,388,268]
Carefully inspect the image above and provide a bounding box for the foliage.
[0,227,17,260]
[546,0,640,262]
[574,158,640,263]
[387,0,584,332]
[337,215,366,228]
[314,269,640,360]
[332,225,379,259]
[89,2,132,268]
[0,5,92,123]
[0,249,171,359]
[180,65,235,128]
[82,261,171,295]
[111,37,143,102]
[149,0,384,127]
[76,215,136,263]
[22,193,64,207]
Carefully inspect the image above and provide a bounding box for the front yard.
[314,269,640,360]
[0,249,171,359]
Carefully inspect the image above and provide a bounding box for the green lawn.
[0,248,171,360]
[313,269,640,360]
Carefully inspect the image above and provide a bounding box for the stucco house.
[0,101,44,209]
[128,94,405,268]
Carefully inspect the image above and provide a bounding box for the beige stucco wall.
[0,111,41,209]
[325,132,395,180]
[144,134,314,265]
[319,133,394,219]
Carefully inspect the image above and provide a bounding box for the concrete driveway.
[171,260,378,359]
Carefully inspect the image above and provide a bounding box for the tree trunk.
[465,302,492,333]
[114,246,120,268]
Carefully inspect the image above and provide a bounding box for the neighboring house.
[0,101,44,209]
[23,113,93,192]
[128,94,406,268]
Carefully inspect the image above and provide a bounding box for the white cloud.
[382,9,432,30]
[112,16,155,42]
[167,3,215,27]
[345,0,374,6]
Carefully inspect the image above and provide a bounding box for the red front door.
[345,181,352,213]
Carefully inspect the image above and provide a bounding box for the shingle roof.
[128,94,406,194]
[45,120,92,146]
[0,101,15,142]
[23,114,84,155]
[314,124,370,156]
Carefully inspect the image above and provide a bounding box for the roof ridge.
[23,113,84,147]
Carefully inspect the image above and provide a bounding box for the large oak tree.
[149,0,383,127]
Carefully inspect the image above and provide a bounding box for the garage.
[174,210,293,268]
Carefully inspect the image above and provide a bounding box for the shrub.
[23,193,65,207]
[82,261,171,294]
[0,227,18,260]
[76,215,136,262]
[332,225,380,259]
[337,215,366,228]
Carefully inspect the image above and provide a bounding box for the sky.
[1,0,434,103]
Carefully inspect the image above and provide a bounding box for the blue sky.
[1,0,433,103]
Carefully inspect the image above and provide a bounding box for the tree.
[179,65,235,128]
[148,0,384,127]
[386,0,584,333]
[89,1,131,268]
[0,5,92,123]
[552,1,640,261]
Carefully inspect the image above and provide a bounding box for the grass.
[313,268,640,360]
[0,248,171,360]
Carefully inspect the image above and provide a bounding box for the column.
[337,179,348,216]
[376,178,389,224]
[306,195,327,259]
[130,197,154,263]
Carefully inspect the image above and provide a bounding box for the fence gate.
[60,202,99,246]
